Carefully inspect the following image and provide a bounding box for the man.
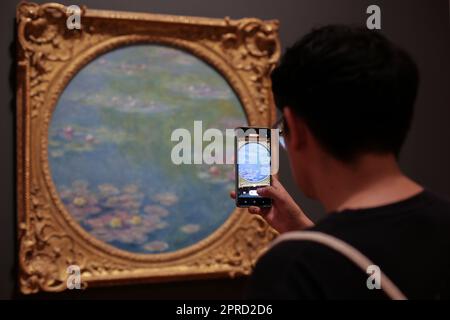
[231,25,450,299]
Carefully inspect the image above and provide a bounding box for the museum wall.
[1,0,449,299]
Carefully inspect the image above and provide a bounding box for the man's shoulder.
[423,190,450,216]
[249,235,367,299]
[248,237,341,299]
[408,190,450,235]
[257,236,346,270]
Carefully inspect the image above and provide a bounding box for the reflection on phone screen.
[236,128,271,207]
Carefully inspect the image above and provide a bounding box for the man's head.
[271,25,419,197]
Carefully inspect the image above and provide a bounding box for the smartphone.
[235,127,272,208]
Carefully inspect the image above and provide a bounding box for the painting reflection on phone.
[235,128,272,207]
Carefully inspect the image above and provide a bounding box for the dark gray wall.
[1,0,449,299]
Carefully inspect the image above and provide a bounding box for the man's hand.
[230,176,314,233]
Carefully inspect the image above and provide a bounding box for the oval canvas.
[48,45,245,254]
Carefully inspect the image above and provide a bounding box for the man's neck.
[314,153,423,213]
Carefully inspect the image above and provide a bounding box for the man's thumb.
[257,186,279,200]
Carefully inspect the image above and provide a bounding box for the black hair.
[271,25,419,161]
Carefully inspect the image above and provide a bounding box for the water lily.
[72,180,89,193]
[85,134,95,143]
[208,165,220,176]
[143,241,169,252]
[129,215,142,225]
[109,217,123,229]
[143,205,169,217]
[156,221,169,230]
[59,187,72,200]
[152,192,178,206]
[122,184,139,194]
[98,184,120,197]
[73,196,87,207]
[63,126,74,140]
[180,224,201,234]
[50,150,64,158]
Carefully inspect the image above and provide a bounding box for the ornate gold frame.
[16,1,280,294]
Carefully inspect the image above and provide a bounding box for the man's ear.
[283,107,307,150]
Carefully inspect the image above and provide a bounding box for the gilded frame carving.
[16,1,280,294]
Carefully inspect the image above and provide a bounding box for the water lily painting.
[49,45,246,254]
[18,5,278,292]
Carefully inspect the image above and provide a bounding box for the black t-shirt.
[246,190,450,299]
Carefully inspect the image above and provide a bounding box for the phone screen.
[235,127,272,207]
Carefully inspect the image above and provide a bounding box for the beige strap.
[269,231,407,300]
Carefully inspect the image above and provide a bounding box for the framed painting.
[16,1,280,294]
